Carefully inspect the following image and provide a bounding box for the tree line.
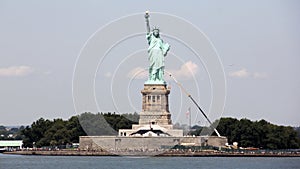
[4,113,300,149]
[0,125,24,140]
[20,112,139,148]
[191,117,300,149]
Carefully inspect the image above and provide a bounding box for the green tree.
[66,116,86,143]
[21,118,53,147]
[216,117,300,149]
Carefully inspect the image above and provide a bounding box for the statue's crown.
[152,26,160,31]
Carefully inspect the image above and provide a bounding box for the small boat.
[0,148,6,153]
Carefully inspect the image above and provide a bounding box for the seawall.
[3,150,300,157]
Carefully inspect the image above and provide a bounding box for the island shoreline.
[3,150,300,157]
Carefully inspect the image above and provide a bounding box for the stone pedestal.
[139,84,172,125]
[118,83,183,137]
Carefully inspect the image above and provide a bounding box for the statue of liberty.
[144,11,170,84]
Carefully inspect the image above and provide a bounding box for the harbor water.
[0,153,299,169]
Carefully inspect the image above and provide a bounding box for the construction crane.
[168,73,221,137]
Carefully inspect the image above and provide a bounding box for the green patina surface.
[144,11,170,85]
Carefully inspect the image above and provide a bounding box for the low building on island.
[0,140,23,152]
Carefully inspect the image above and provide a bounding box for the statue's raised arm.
[145,11,150,33]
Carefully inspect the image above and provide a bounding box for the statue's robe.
[146,32,170,82]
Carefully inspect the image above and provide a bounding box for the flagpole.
[189,107,191,135]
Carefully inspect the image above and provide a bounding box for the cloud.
[253,72,268,79]
[229,68,250,78]
[229,68,268,79]
[167,61,198,80]
[104,72,112,78]
[127,67,148,79]
[127,61,198,80]
[44,70,52,75]
[0,66,34,77]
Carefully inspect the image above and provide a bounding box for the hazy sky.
[0,0,299,127]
